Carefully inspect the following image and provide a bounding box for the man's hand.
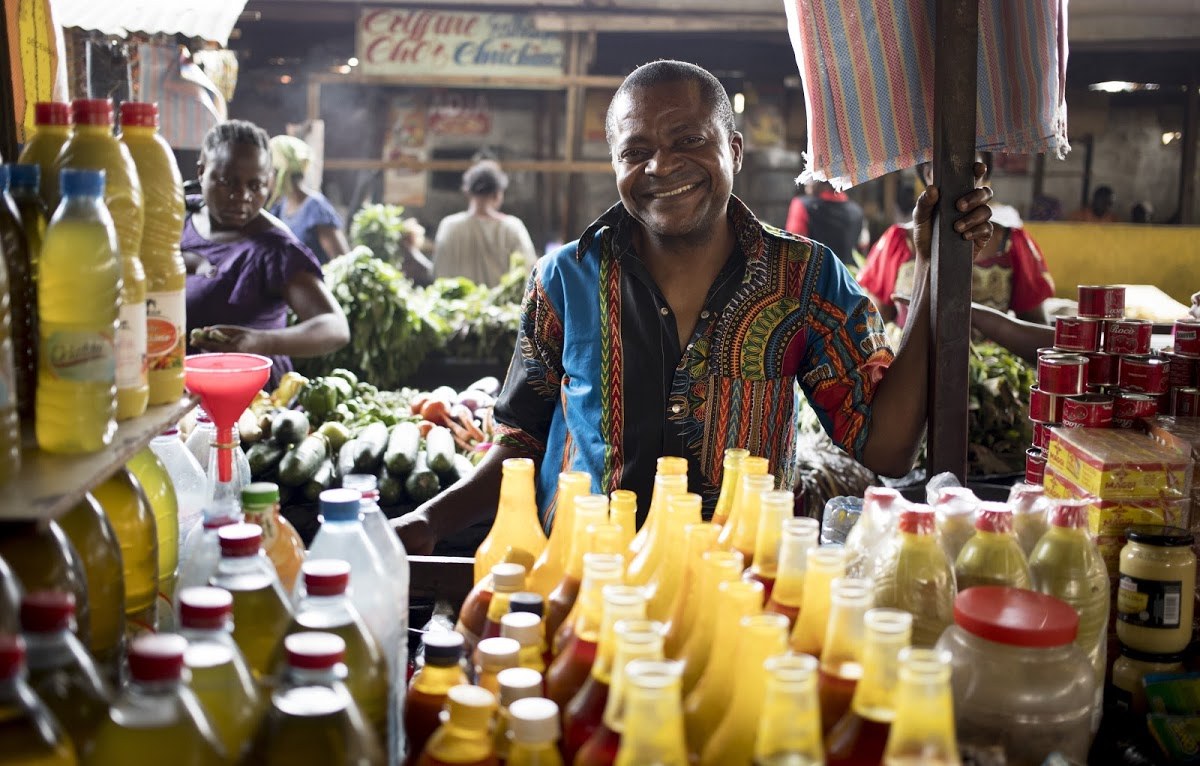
[191,325,270,355]
[392,509,437,555]
[912,161,994,264]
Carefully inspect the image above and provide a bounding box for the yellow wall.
[1024,222,1200,305]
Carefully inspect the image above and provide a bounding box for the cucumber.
[303,458,337,502]
[404,453,441,504]
[383,422,421,476]
[271,410,310,446]
[337,439,358,479]
[246,442,286,479]
[316,421,353,454]
[425,425,456,475]
[379,468,406,507]
[278,433,329,487]
[353,422,389,472]
[450,453,476,484]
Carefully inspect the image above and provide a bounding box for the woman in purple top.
[184,120,349,387]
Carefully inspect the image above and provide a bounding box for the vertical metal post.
[927,0,979,482]
[1178,73,1198,225]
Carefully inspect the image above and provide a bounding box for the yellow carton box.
[1046,427,1192,501]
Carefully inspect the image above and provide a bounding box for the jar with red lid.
[935,586,1096,766]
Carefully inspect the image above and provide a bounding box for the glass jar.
[1110,644,1184,717]
[935,586,1096,766]
[1116,526,1196,655]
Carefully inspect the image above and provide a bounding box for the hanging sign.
[357,9,565,78]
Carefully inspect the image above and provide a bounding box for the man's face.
[198,142,273,231]
[609,80,743,243]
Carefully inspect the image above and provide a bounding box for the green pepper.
[330,368,360,388]
[327,376,354,404]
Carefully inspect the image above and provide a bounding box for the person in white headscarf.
[267,134,350,263]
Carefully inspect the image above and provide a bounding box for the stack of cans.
[1164,318,1200,416]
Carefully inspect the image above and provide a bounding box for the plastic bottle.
[480,563,529,641]
[8,164,48,292]
[844,487,904,579]
[528,472,592,598]
[280,559,389,752]
[1008,482,1050,558]
[405,632,469,761]
[673,551,744,670]
[148,428,206,550]
[953,503,1031,592]
[185,411,216,472]
[91,468,158,638]
[493,667,544,763]
[84,634,225,766]
[0,520,92,648]
[21,591,112,756]
[177,587,261,762]
[546,553,624,708]
[118,102,186,405]
[726,473,776,568]
[0,165,34,419]
[873,506,956,648]
[243,632,385,766]
[682,580,764,750]
[789,546,848,656]
[35,168,119,454]
[474,458,548,584]
[627,473,689,586]
[240,482,304,593]
[506,697,562,766]
[764,517,821,630]
[502,607,548,673]
[56,495,124,681]
[545,494,611,640]
[0,553,21,633]
[547,522,621,646]
[415,684,498,766]
[613,660,687,766]
[0,635,78,765]
[608,490,637,554]
[209,523,293,680]
[933,488,979,565]
[744,490,792,602]
[457,561,517,652]
[709,448,750,527]
[552,550,625,656]
[644,494,703,620]
[0,243,16,485]
[203,429,252,501]
[818,578,874,734]
[176,497,243,594]
[825,609,914,766]
[881,648,960,766]
[715,456,770,553]
[661,523,720,655]
[17,103,71,210]
[753,653,824,766]
[125,447,180,626]
[475,637,520,698]
[628,457,689,559]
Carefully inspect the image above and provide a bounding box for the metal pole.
[1178,73,1198,225]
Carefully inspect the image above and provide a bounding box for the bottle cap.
[491,562,526,591]
[508,697,560,744]
[129,634,188,682]
[285,632,346,670]
[7,164,38,192]
[497,667,543,706]
[218,523,263,557]
[898,507,936,535]
[476,637,521,671]
[422,631,465,665]
[975,503,1014,534]
[119,101,159,128]
[1048,499,1088,530]
[0,635,25,679]
[59,168,105,198]
[342,474,380,502]
[864,486,902,507]
[19,591,76,633]
[954,586,1078,647]
[1009,482,1045,513]
[302,559,351,596]
[500,612,542,647]
[34,102,69,126]
[319,488,363,522]
[159,426,180,437]
[178,587,233,630]
[508,592,544,617]
[241,482,280,506]
[1126,525,1194,548]
[445,684,496,728]
[70,98,114,126]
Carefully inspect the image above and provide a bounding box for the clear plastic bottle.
[415,684,498,766]
[506,697,562,766]
[629,456,689,559]
[726,473,776,569]
[845,487,904,579]
[493,667,544,763]
[528,472,593,598]
[546,554,625,707]
[203,430,252,501]
[474,458,548,584]
[953,504,1031,592]
[405,632,470,761]
[627,475,689,588]
[8,165,48,272]
[149,428,206,550]
[933,488,979,565]
[709,448,750,527]
[91,468,158,639]
[240,482,305,594]
[0,520,91,648]
[35,168,119,454]
[645,494,703,620]
[125,447,180,629]
[84,634,225,766]
[673,551,744,670]
[176,498,243,594]
[744,490,792,603]
[661,523,720,656]
[1007,482,1050,558]
[457,561,525,654]
[873,506,957,648]
[789,546,848,656]
[17,102,70,211]
[0,634,78,765]
[475,637,521,698]
[754,653,824,766]
[0,165,34,419]
[185,411,216,471]
[501,610,547,674]
[177,587,261,762]
[881,648,960,766]
[715,456,769,553]
[209,523,293,681]
[818,578,875,734]
[614,660,687,766]
[545,495,611,641]
[55,496,123,680]
[763,517,821,631]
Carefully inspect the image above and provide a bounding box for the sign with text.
[357,9,565,78]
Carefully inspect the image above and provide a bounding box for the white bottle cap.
[507,697,560,744]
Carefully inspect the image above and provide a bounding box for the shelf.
[1,397,198,522]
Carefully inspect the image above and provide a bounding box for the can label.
[1078,285,1126,319]
[146,290,185,371]
[1119,356,1170,395]
[1104,320,1153,355]
[1062,394,1114,428]
[1114,392,1158,419]
[1028,386,1063,423]
[1037,354,1088,396]
[1026,447,1047,485]
[1175,388,1200,417]
[1118,574,1183,629]
[1163,352,1198,389]
[1174,319,1200,357]
[1054,316,1101,352]
[116,302,148,389]
[43,326,116,383]
[1032,421,1056,449]
[1084,352,1118,386]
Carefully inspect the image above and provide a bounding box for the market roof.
[50,0,249,46]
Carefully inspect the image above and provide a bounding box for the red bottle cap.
[34,102,69,126]
[1049,500,1089,530]
[218,523,263,557]
[178,587,233,630]
[70,99,114,126]
[128,634,188,682]
[285,632,346,670]
[898,507,935,535]
[119,101,158,128]
[0,635,26,679]
[975,504,1014,534]
[19,591,76,633]
[302,559,351,597]
[865,486,901,507]
[954,586,1079,647]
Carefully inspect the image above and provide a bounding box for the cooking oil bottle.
[56,495,125,684]
[0,634,78,765]
[0,520,91,648]
[0,240,18,485]
[545,494,611,641]
[754,653,824,766]
[0,165,34,420]
[126,447,180,628]
[715,456,770,553]
[90,469,158,639]
[414,685,498,766]
[953,503,1031,592]
[709,448,750,527]
[744,490,793,602]
[240,482,304,594]
[528,472,592,598]
[17,103,70,210]
[873,507,956,648]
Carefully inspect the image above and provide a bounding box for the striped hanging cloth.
[784,0,1070,189]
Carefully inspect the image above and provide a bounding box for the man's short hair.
[605,60,735,145]
[462,160,508,197]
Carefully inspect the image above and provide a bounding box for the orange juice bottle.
[118,103,186,405]
[528,472,592,598]
[754,653,824,766]
[626,473,688,586]
[17,103,70,210]
[608,490,637,554]
[628,456,688,558]
[709,448,749,527]
[0,166,34,419]
[91,468,158,639]
[126,447,180,628]
[240,482,305,593]
[474,459,547,584]
[54,99,146,421]
[35,168,119,454]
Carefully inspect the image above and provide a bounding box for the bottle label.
[43,327,116,382]
[1117,574,1183,628]
[244,507,280,548]
[116,301,148,388]
[146,289,185,370]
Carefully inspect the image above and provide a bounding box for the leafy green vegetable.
[349,204,410,264]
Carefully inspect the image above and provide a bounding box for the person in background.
[858,157,1054,327]
[432,159,537,287]
[267,134,351,264]
[784,178,866,266]
[1069,185,1118,223]
[1131,200,1154,224]
[1027,193,1063,222]
[397,217,434,287]
[185,120,349,388]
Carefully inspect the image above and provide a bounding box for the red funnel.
[185,353,272,483]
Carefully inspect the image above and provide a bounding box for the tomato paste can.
[1113,392,1158,428]
[1084,352,1118,386]
[1175,387,1200,417]
[1037,353,1088,396]
[1029,386,1064,423]
[1031,421,1056,450]
[1119,355,1170,395]
[1077,285,1126,319]
[1054,316,1102,352]
[1163,351,1198,389]
[1175,319,1200,357]
[1025,447,1047,486]
[1062,394,1115,429]
[1103,319,1153,355]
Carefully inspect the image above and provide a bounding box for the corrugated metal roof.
[50,0,249,46]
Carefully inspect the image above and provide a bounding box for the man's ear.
[730,131,744,175]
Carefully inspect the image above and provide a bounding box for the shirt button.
[700,310,711,319]
[671,404,682,414]
[660,306,670,316]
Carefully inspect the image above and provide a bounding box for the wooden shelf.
[1,397,198,521]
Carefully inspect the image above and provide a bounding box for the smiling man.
[395,60,993,552]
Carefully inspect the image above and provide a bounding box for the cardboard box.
[1146,416,1200,532]
[1043,468,1188,535]
[1046,427,1192,501]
